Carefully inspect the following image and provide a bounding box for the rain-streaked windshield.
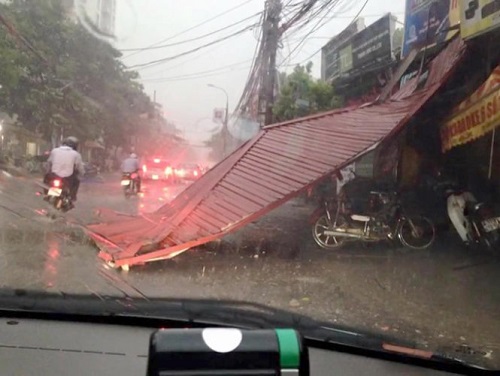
[0,0,499,370]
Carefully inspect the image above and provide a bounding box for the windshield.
[0,0,499,371]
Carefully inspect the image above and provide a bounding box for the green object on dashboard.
[275,329,300,368]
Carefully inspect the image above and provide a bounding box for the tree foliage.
[0,0,154,147]
[273,63,343,122]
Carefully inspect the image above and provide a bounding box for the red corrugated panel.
[87,38,466,267]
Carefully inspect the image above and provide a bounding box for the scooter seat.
[351,214,371,222]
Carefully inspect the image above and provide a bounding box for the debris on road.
[85,38,466,269]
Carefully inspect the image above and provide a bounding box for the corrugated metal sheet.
[87,38,466,267]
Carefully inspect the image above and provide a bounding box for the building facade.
[66,0,116,36]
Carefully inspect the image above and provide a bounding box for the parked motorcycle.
[443,184,500,254]
[121,172,139,198]
[43,176,74,213]
[311,179,436,250]
[83,162,100,178]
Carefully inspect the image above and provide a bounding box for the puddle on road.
[0,226,50,245]
[0,222,92,248]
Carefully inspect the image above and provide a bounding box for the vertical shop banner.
[402,0,460,57]
[441,65,500,152]
[461,0,500,39]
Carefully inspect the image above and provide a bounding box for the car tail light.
[143,165,147,173]
[52,179,61,188]
[165,166,173,175]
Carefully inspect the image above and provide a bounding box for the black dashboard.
[0,318,466,375]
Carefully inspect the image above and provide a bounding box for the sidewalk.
[0,163,40,179]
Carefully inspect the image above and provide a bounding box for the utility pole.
[208,84,229,160]
[260,0,282,126]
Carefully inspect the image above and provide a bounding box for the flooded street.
[0,170,499,368]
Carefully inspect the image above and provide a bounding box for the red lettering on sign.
[486,101,494,118]
[480,106,486,122]
[474,110,481,126]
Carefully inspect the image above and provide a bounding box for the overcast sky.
[109,0,406,143]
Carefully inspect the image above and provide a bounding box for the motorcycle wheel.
[312,214,348,249]
[471,220,499,256]
[398,216,436,250]
[54,197,62,210]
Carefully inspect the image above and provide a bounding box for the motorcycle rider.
[44,136,85,202]
[121,153,141,192]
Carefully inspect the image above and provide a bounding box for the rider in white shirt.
[121,153,141,192]
[44,136,85,201]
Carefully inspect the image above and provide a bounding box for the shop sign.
[441,65,500,152]
[349,14,395,71]
[460,0,500,39]
[402,0,460,57]
[322,14,395,81]
[321,19,365,82]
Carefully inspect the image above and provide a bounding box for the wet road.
[0,169,499,368]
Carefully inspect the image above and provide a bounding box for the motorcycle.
[311,178,436,250]
[43,176,74,213]
[121,172,139,198]
[83,162,100,178]
[444,184,500,254]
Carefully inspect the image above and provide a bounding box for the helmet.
[130,153,137,159]
[63,136,79,151]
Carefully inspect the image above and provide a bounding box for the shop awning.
[440,64,500,152]
[86,38,466,268]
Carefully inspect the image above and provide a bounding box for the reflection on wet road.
[137,180,183,214]
[0,171,499,368]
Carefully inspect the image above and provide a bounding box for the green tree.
[0,0,155,148]
[273,63,343,122]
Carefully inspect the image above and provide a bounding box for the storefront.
[440,64,500,202]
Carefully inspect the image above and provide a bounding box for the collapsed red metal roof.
[87,38,466,268]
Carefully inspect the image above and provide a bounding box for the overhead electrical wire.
[234,0,369,117]
[123,0,256,59]
[127,25,257,70]
[282,0,371,68]
[280,0,342,66]
[120,11,262,52]
[139,59,253,82]
[139,34,242,77]
[138,66,252,84]
[233,18,264,115]
[279,0,365,66]
[235,0,332,116]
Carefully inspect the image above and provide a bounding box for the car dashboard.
[0,318,469,376]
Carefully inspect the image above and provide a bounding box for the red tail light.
[142,165,147,173]
[131,173,137,179]
[53,179,61,188]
